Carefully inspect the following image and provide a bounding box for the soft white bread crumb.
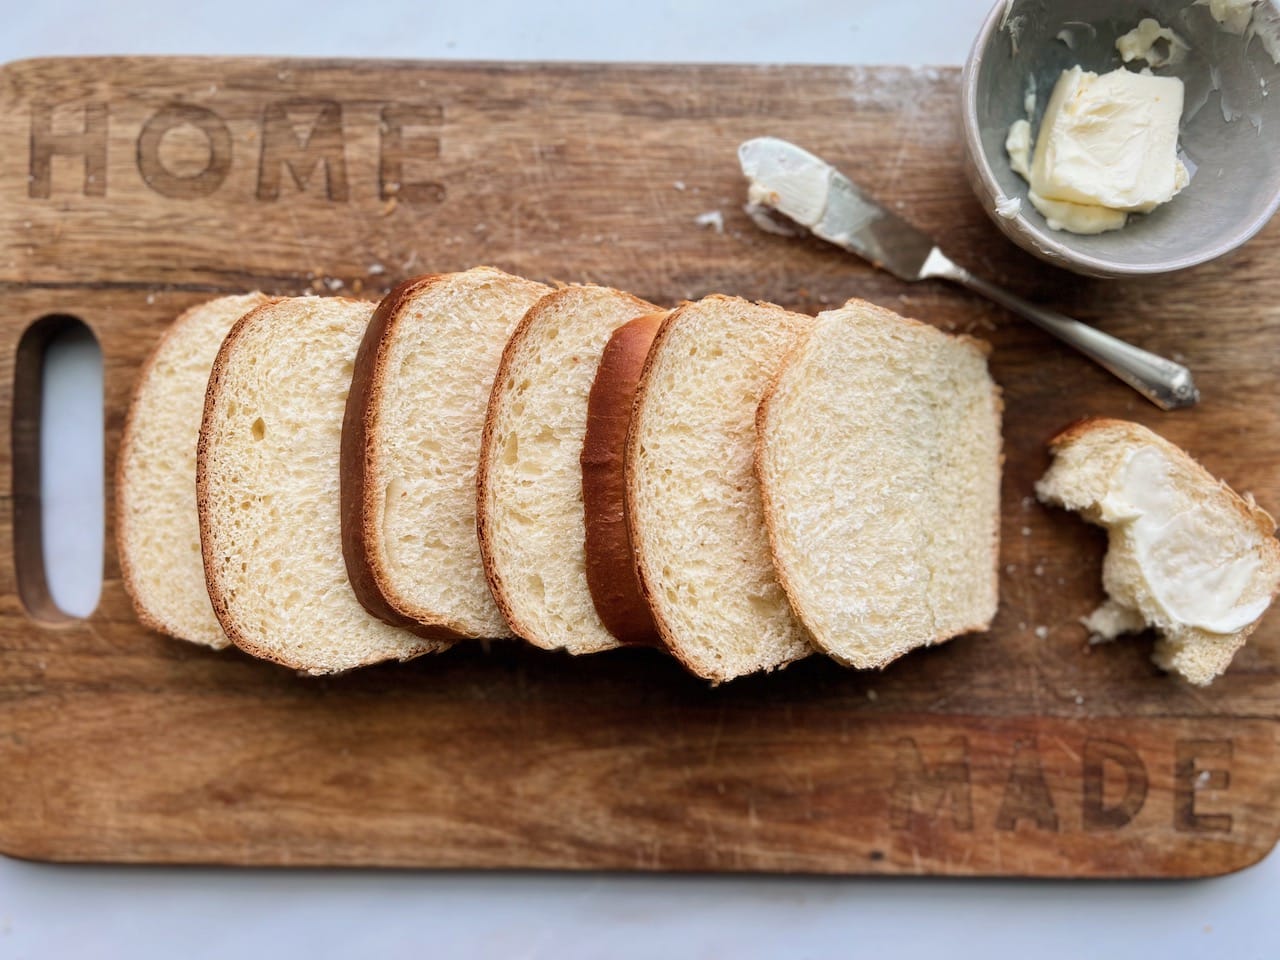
[1081,600,1147,642]
[478,285,659,653]
[117,292,271,648]
[626,295,815,682]
[198,296,447,674]
[342,267,551,639]
[1037,417,1280,685]
[756,299,1003,669]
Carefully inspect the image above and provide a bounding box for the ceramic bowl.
[962,0,1280,277]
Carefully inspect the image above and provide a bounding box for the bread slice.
[581,312,668,647]
[755,299,1003,670]
[477,286,660,653]
[625,295,815,682]
[117,292,271,649]
[1036,417,1280,685]
[341,267,551,639]
[198,296,448,674]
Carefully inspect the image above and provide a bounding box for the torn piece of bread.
[477,286,660,654]
[1037,417,1280,686]
[581,312,668,647]
[198,296,448,674]
[341,267,551,640]
[756,299,1003,670]
[117,292,271,649]
[626,295,815,682]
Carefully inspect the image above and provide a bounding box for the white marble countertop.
[2,2,1276,957]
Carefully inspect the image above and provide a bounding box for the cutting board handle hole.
[11,314,104,622]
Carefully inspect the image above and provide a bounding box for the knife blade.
[738,136,937,281]
[735,136,1199,411]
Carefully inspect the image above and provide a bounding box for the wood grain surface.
[0,56,1277,876]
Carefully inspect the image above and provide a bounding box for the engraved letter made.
[1174,739,1233,834]
[257,99,349,202]
[890,736,973,831]
[995,738,1059,832]
[1082,739,1148,830]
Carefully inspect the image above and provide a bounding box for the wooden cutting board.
[1,56,1277,877]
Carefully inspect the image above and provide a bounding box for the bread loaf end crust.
[581,311,667,647]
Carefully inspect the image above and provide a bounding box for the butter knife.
[738,137,1199,411]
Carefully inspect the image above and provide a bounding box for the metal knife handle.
[922,250,1199,411]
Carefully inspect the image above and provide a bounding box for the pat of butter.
[1025,191,1128,234]
[1005,118,1032,179]
[1116,18,1188,68]
[1099,447,1271,635]
[1031,66,1188,214]
[1201,0,1256,35]
[1005,120,1119,231]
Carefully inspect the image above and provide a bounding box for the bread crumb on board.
[694,210,725,234]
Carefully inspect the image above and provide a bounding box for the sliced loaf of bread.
[625,295,815,682]
[1037,417,1280,685]
[756,299,1003,670]
[117,292,271,649]
[341,267,551,640]
[581,311,668,647]
[198,296,448,674]
[477,285,660,653]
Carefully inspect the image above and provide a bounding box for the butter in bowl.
[961,0,1280,277]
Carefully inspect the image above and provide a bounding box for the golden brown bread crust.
[338,275,470,642]
[1046,415,1118,453]
[580,311,667,647]
[117,292,273,645]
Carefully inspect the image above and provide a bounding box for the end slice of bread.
[581,311,668,647]
[199,296,448,674]
[117,292,272,649]
[1036,417,1280,686]
[756,299,1003,670]
[477,285,660,654]
[625,295,815,682]
[341,267,551,640]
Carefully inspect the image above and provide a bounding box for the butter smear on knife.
[1007,64,1189,234]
